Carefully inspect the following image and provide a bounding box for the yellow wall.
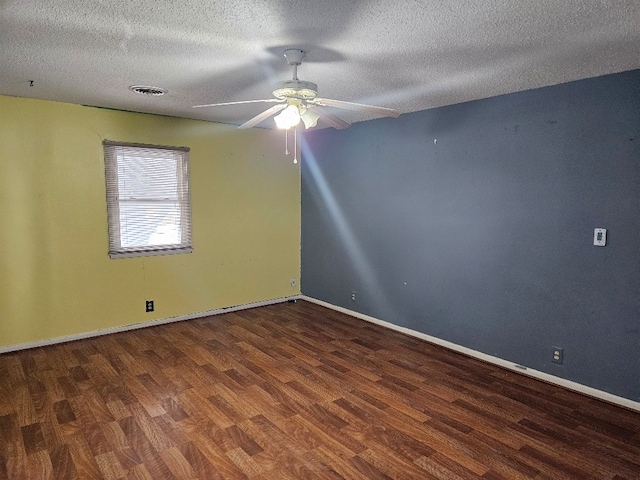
[0,95,300,348]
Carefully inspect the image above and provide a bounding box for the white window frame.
[103,141,193,259]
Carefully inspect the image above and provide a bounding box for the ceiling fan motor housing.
[272,80,318,100]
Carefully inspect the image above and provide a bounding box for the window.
[103,141,192,258]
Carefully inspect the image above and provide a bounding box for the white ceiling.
[1,1,639,129]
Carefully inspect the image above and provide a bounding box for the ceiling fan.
[193,49,399,131]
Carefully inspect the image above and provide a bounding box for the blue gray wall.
[301,69,640,402]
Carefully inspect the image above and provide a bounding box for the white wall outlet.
[290,278,296,287]
[593,228,606,246]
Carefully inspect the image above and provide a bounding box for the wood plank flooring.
[1,300,639,479]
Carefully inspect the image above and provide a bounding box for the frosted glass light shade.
[274,104,301,129]
[301,109,320,129]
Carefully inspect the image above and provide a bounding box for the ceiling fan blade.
[313,98,399,118]
[238,103,288,129]
[193,99,282,108]
[310,106,351,130]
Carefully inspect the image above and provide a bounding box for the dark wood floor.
[1,301,639,479]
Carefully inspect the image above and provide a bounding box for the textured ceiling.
[1,0,639,129]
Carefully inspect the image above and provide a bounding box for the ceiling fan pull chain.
[285,128,289,155]
[294,126,298,164]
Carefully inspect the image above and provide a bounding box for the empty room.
[1,1,639,479]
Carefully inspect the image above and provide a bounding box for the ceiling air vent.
[129,85,167,96]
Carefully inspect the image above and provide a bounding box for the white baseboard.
[0,295,302,355]
[301,295,640,413]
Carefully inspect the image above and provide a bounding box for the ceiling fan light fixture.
[274,104,301,129]
[300,109,320,129]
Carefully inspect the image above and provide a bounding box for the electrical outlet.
[551,346,564,364]
[593,228,606,246]
[351,291,357,302]
[146,300,154,313]
[290,278,296,287]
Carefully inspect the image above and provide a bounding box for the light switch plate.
[594,228,606,246]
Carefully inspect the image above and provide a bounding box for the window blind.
[103,141,192,259]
